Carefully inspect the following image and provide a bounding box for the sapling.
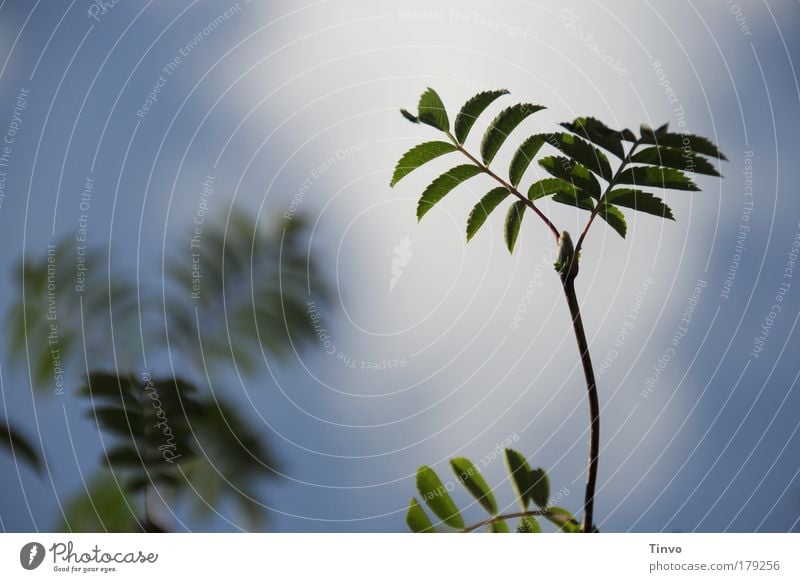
[391,88,725,533]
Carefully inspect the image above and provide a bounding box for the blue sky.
[1,0,799,532]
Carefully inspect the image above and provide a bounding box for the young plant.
[392,88,725,533]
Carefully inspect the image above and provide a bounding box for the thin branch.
[560,273,600,533]
[447,133,561,241]
[461,509,574,533]
[574,139,642,255]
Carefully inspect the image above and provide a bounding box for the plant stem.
[461,509,574,533]
[575,139,641,255]
[447,133,561,241]
[559,268,600,533]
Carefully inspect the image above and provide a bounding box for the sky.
[0,0,799,532]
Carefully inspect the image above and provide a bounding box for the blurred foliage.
[3,203,326,531]
[0,418,41,472]
[164,207,321,374]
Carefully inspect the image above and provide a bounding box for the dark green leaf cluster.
[74,372,277,530]
[392,88,725,249]
[406,448,581,533]
[0,419,41,472]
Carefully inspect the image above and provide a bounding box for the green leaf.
[416,465,464,528]
[538,156,601,198]
[639,123,670,143]
[631,146,721,176]
[450,457,498,515]
[545,133,613,181]
[417,165,483,221]
[504,200,527,254]
[504,448,533,510]
[606,188,675,220]
[391,141,457,186]
[639,131,727,160]
[560,117,629,159]
[400,109,419,124]
[617,166,699,191]
[529,468,550,508]
[0,421,41,471]
[455,90,509,144]
[489,519,511,533]
[91,407,143,437]
[481,103,546,165]
[545,507,582,533]
[527,178,578,201]
[552,188,594,212]
[417,88,450,132]
[104,447,144,468]
[466,188,509,241]
[509,135,545,187]
[598,203,627,238]
[517,516,542,533]
[406,498,435,533]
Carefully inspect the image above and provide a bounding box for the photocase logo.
[20,542,45,570]
[390,235,414,292]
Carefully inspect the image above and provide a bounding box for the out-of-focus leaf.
[0,420,41,471]
[417,165,483,220]
[481,103,545,165]
[466,187,509,241]
[455,89,509,144]
[504,448,533,510]
[517,516,542,533]
[406,498,435,533]
[509,135,545,187]
[529,468,549,508]
[545,507,582,533]
[450,457,498,515]
[391,141,457,186]
[417,88,450,132]
[60,474,141,533]
[489,519,511,533]
[416,465,464,528]
[504,200,527,254]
